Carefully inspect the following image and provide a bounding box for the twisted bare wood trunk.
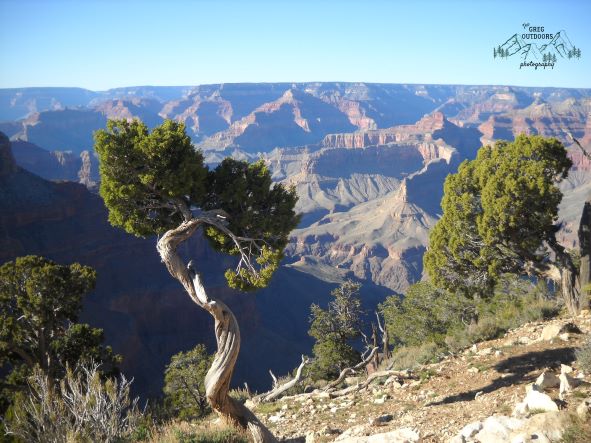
[330,369,416,397]
[375,311,390,360]
[579,201,591,310]
[324,347,378,391]
[254,355,309,403]
[561,266,580,316]
[157,218,276,443]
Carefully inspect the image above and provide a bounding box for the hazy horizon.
[2,80,591,92]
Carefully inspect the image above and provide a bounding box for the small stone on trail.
[369,414,393,426]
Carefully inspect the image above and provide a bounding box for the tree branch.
[254,355,310,403]
[324,347,378,391]
[329,369,416,397]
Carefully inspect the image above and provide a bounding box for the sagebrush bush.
[382,276,560,369]
[5,362,142,443]
[389,342,444,370]
[228,387,251,404]
[560,413,591,443]
[146,421,248,443]
[575,336,591,372]
[173,427,248,443]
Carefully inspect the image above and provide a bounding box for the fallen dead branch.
[324,347,379,391]
[253,355,310,403]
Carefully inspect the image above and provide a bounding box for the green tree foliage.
[0,256,120,415]
[163,344,213,420]
[308,281,364,379]
[382,276,559,368]
[424,135,572,297]
[94,119,207,236]
[94,119,299,291]
[379,282,472,347]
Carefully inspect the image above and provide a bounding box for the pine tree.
[163,344,212,420]
[0,256,120,417]
[308,281,364,379]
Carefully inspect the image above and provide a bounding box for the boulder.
[457,413,567,443]
[540,322,581,341]
[459,421,483,439]
[474,415,524,442]
[525,382,543,393]
[534,371,560,390]
[514,390,558,416]
[336,428,419,443]
[559,372,581,399]
[369,414,394,427]
[509,411,567,442]
[576,398,591,418]
[336,425,370,440]
[478,347,493,356]
[561,364,573,374]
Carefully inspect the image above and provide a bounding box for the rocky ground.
[249,311,591,442]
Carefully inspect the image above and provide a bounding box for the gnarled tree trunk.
[156,218,276,443]
[375,311,390,360]
[561,266,580,316]
[546,235,581,316]
[579,201,591,310]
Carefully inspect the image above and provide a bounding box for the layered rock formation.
[10,139,99,186]
[2,83,591,398]
[198,88,357,151]
[478,98,591,146]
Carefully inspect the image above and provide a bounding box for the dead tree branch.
[253,355,310,403]
[329,369,416,397]
[324,347,378,391]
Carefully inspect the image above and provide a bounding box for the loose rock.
[534,371,560,390]
[369,414,393,427]
[540,322,581,341]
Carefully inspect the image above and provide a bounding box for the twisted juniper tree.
[94,119,299,442]
[423,135,581,313]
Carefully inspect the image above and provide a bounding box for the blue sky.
[0,0,589,90]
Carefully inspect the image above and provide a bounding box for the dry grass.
[145,420,248,443]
